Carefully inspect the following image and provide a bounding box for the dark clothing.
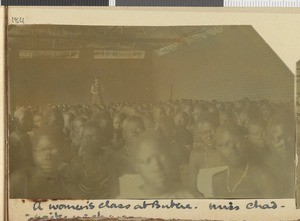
[67,150,119,199]
[118,183,204,199]
[212,164,277,198]
[9,131,33,173]
[264,156,295,198]
[10,167,68,199]
[112,130,125,150]
[112,148,136,177]
[174,127,193,148]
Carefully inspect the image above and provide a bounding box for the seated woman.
[118,131,203,199]
[246,118,270,166]
[67,121,118,199]
[212,125,276,198]
[10,127,69,199]
[69,116,87,158]
[264,111,295,198]
[174,111,193,150]
[155,117,190,187]
[189,112,227,196]
[111,112,127,150]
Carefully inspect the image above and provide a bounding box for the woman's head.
[32,127,65,173]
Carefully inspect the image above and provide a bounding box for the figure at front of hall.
[91,77,104,106]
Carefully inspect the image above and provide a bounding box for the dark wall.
[8,26,295,110]
[152,26,294,102]
[9,50,153,108]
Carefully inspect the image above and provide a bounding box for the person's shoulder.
[247,162,283,198]
[247,163,277,187]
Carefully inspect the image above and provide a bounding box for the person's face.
[153,108,165,122]
[248,124,267,149]
[63,115,72,130]
[123,121,144,145]
[44,112,63,129]
[237,112,249,129]
[174,114,187,128]
[70,120,83,144]
[217,130,248,167]
[33,136,61,172]
[33,115,43,129]
[174,115,181,127]
[219,113,231,126]
[261,105,271,121]
[174,104,180,113]
[193,108,203,122]
[96,118,110,128]
[208,105,217,114]
[81,128,102,152]
[165,107,173,117]
[196,122,215,147]
[183,105,193,116]
[216,103,224,111]
[266,124,293,162]
[125,107,136,116]
[18,112,33,132]
[134,141,172,194]
[73,120,83,132]
[47,113,56,125]
[235,102,244,110]
[158,124,175,140]
[143,118,154,131]
[113,116,122,130]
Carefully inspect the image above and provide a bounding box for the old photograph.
[7,25,295,200]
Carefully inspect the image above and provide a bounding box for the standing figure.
[91,78,104,106]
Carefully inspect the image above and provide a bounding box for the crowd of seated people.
[9,98,295,199]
